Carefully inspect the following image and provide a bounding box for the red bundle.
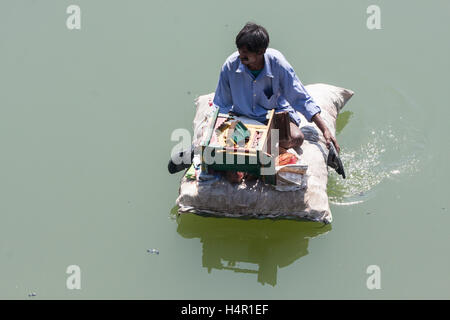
[276,152,298,166]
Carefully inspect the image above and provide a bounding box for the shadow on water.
[173,208,331,286]
[335,111,353,135]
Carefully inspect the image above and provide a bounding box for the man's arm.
[311,113,340,154]
[213,64,233,114]
[279,64,320,122]
[280,64,340,153]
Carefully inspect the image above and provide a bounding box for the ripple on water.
[327,80,428,206]
[328,124,424,206]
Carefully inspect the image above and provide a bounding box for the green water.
[1,0,449,299]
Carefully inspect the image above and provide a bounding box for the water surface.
[1,0,449,299]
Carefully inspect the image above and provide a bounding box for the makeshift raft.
[176,83,354,224]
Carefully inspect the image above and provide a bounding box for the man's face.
[238,46,264,66]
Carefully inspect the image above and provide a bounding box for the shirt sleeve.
[279,64,321,122]
[213,64,233,114]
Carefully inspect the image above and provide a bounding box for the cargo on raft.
[198,106,303,185]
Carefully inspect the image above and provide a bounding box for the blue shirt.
[213,48,321,125]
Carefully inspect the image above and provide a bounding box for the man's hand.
[311,113,340,154]
[323,128,340,154]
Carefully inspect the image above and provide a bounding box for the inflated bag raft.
[176,83,354,224]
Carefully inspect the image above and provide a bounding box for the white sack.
[176,83,354,224]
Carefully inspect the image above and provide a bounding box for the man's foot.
[279,146,288,154]
[168,146,194,174]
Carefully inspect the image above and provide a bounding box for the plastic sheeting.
[176,83,354,224]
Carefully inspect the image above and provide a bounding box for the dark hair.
[235,22,269,53]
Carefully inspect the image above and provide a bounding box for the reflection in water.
[335,111,353,135]
[174,210,331,286]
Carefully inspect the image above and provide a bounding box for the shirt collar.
[235,51,273,78]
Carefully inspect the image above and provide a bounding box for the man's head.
[235,22,269,68]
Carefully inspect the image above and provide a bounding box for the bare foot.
[279,146,288,154]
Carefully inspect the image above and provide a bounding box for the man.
[213,22,340,153]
